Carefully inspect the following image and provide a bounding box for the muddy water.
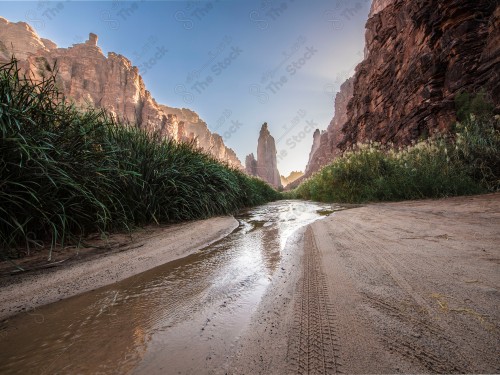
[0,200,339,375]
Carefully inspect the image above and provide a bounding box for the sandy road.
[232,193,500,374]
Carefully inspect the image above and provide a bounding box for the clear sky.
[1,0,371,176]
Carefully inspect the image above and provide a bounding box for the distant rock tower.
[245,123,282,189]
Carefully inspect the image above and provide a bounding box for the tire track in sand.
[287,227,341,374]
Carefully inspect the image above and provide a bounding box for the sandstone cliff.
[303,77,354,178]
[245,123,281,188]
[280,171,304,188]
[0,17,242,169]
[341,0,499,150]
[245,153,258,176]
[301,0,499,178]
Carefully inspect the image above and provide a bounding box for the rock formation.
[302,77,354,178]
[301,0,499,178]
[340,0,500,151]
[245,153,257,176]
[0,17,242,169]
[280,171,304,188]
[245,123,282,188]
[256,123,281,188]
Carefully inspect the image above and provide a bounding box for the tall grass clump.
[0,59,280,258]
[286,92,499,203]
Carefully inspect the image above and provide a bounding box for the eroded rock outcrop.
[303,77,354,178]
[245,153,257,176]
[245,123,281,188]
[0,17,242,169]
[340,0,499,151]
[301,0,499,178]
[256,123,281,188]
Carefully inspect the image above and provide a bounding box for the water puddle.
[0,200,337,374]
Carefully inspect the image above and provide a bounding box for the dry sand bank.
[232,194,500,374]
[0,216,238,320]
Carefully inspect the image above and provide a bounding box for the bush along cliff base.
[0,60,281,259]
[286,92,499,203]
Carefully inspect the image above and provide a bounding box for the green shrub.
[286,93,499,203]
[0,59,280,258]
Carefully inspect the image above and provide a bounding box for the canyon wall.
[302,0,499,179]
[340,0,499,151]
[0,17,242,169]
[303,77,354,178]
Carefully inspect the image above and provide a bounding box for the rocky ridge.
[0,18,242,169]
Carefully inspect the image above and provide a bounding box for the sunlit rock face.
[300,0,499,179]
[0,18,243,169]
[245,123,282,188]
[368,0,394,17]
[280,171,304,188]
[340,0,499,152]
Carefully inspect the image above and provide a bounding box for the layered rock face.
[302,0,499,178]
[340,0,499,150]
[245,123,281,188]
[0,18,242,169]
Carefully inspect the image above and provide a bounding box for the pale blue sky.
[1,0,371,175]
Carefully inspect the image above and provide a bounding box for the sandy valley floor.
[0,194,498,374]
[232,194,500,374]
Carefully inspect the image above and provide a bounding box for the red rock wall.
[340,0,499,150]
[300,0,498,180]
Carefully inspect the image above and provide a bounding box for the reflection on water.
[0,200,338,374]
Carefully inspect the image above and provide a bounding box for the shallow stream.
[0,200,339,374]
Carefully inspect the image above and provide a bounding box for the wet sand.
[0,201,333,375]
[232,193,500,373]
[0,216,238,320]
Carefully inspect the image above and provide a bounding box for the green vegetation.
[286,93,499,203]
[0,60,280,258]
